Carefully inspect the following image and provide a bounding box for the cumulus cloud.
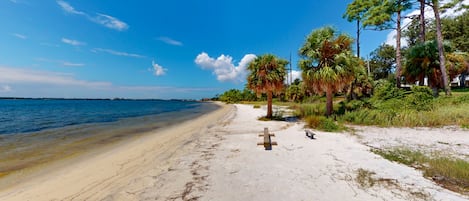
[195,52,257,83]
[385,0,469,47]
[56,1,128,31]
[0,85,12,93]
[92,48,145,58]
[157,36,183,46]
[151,61,167,76]
[61,38,86,46]
[0,66,110,87]
[12,33,27,39]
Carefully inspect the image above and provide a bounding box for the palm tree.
[403,40,468,96]
[299,27,358,117]
[247,54,288,119]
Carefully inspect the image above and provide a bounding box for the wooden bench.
[257,127,277,150]
[305,129,315,139]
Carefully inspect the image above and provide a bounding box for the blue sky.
[0,0,393,99]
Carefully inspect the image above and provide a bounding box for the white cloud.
[62,62,84,67]
[151,61,167,76]
[0,66,110,87]
[93,14,128,31]
[56,1,128,31]
[92,48,145,58]
[195,52,257,83]
[12,33,27,39]
[157,36,183,46]
[57,0,85,15]
[284,70,302,84]
[291,70,302,81]
[36,58,84,67]
[0,85,12,93]
[385,0,469,47]
[61,38,86,46]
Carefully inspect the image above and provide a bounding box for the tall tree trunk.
[357,20,360,58]
[396,11,403,88]
[419,0,426,43]
[432,0,451,95]
[419,0,426,86]
[267,91,273,118]
[325,88,333,117]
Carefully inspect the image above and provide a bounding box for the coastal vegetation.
[246,54,288,119]
[372,148,469,194]
[214,3,469,193]
[216,1,469,130]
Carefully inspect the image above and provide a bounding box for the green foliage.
[247,54,288,96]
[372,148,427,166]
[305,115,341,132]
[369,44,396,80]
[247,54,288,118]
[402,40,465,89]
[404,86,434,111]
[299,26,358,116]
[345,0,412,31]
[218,88,257,103]
[219,89,243,103]
[372,80,406,101]
[286,80,305,102]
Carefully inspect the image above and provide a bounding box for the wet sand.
[0,105,226,200]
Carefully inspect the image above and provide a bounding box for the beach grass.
[339,93,469,127]
[372,148,469,194]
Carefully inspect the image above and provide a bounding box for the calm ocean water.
[0,99,205,135]
[0,99,219,179]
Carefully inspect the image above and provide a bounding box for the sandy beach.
[1,103,468,201]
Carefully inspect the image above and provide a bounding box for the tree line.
[216,0,469,119]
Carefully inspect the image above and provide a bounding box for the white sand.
[0,103,232,201]
[1,103,468,201]
[201,104,468,201]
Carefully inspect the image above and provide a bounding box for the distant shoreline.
[0,97,201,102]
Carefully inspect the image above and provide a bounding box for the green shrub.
[306,116,340,132]
[404,86,434,111]
[253,105,261,109]
[372,80,406,101]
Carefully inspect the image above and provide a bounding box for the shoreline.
[1,103,467,200]
[0,102,219,180]
[0,102,232,200]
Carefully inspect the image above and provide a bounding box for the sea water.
[0,99,218,177]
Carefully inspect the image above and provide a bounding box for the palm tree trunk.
[267,91,273,118]
[326,89,333,117]
[396,10,403,88]
[432,0,451,95]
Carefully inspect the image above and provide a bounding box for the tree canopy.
[247,54,288,118]
[299,26,359,116]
